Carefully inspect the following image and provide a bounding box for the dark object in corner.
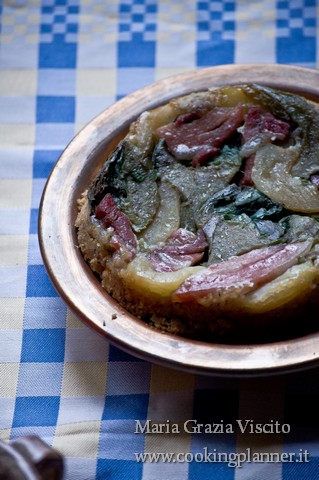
[0,435,64,480]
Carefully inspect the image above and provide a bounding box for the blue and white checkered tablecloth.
[1,0,319,479]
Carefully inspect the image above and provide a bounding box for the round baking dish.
[39,64,319,376]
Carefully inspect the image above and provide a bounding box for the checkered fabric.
[1,0,319,479]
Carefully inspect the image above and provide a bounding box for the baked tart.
[76,84,319,342]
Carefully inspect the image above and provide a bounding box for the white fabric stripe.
[156,0,196,68]
[235,0,276,64]
[142,365,194,480]
[235,377,285,480]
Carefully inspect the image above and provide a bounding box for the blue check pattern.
[0,0,319,479]
[197,0,236,65]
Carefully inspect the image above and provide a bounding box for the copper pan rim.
[39,64,319,377]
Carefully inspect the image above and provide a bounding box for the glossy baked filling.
[76,84,319,341]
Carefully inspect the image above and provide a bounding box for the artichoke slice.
[241,84,319,179]
[252,143,319,213]
[242,261,319,313]
[141,181,180,247]
[120,172,159,233]
[122,255,205,299]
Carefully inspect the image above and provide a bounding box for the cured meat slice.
[156,106,244,166]
[149,229,208,272]
[172,242,311,302]
[95,193,137,255]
